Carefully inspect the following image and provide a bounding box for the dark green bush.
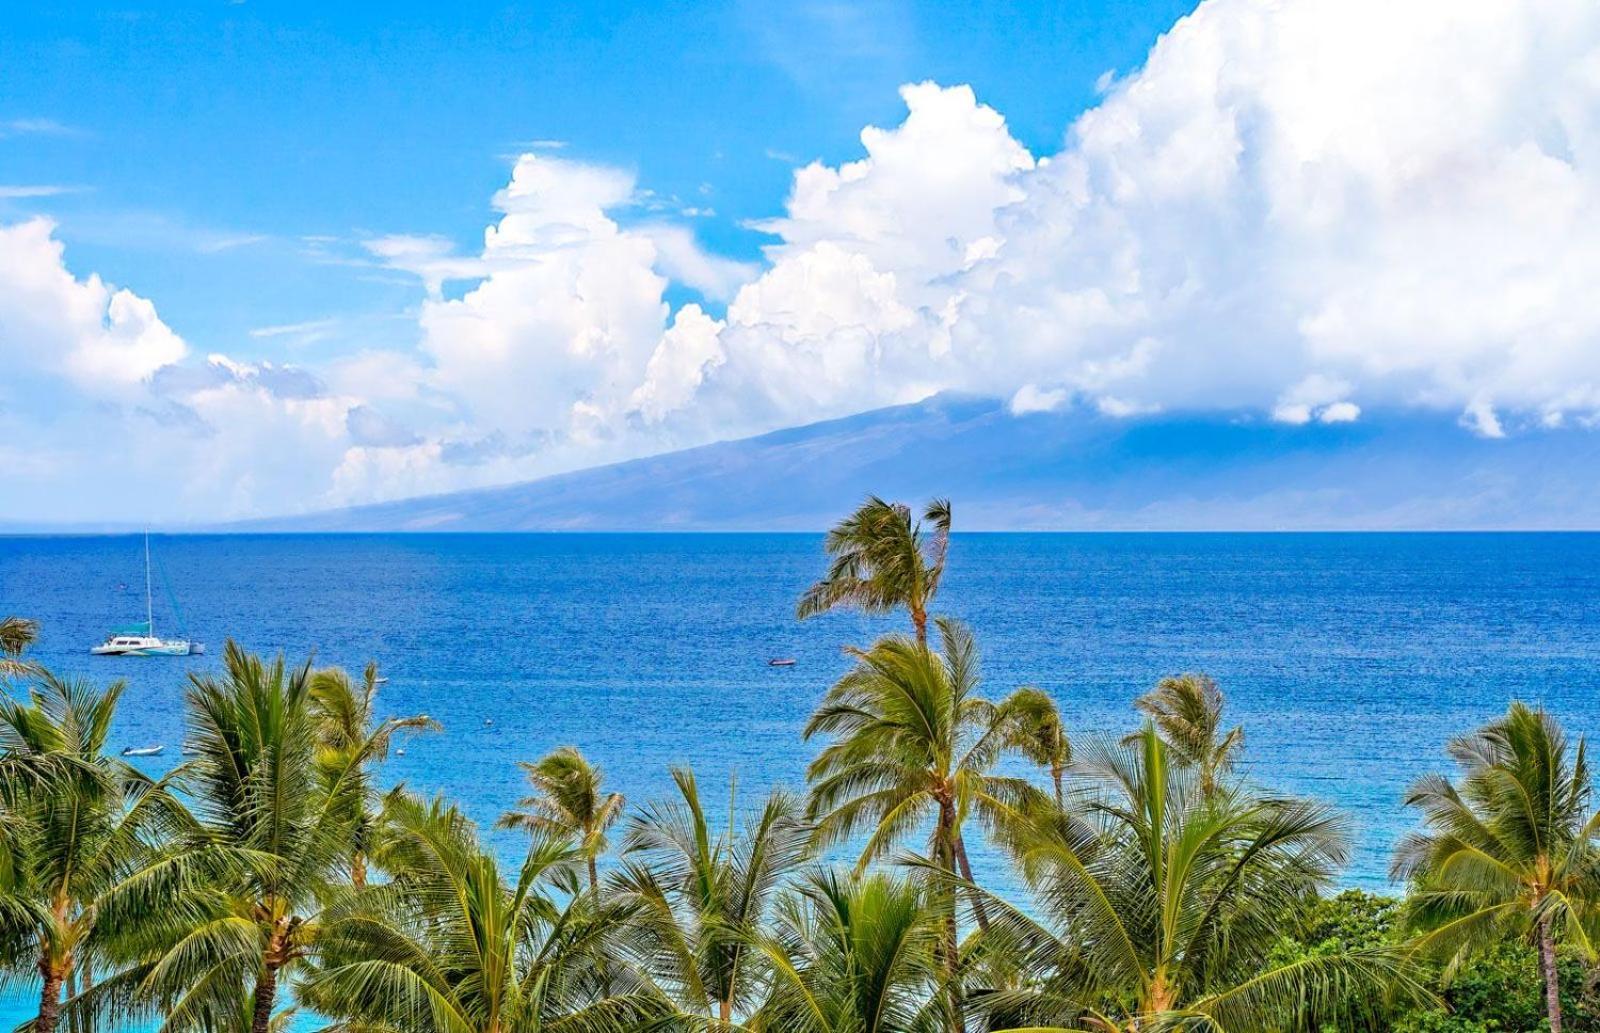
[1275,890,1600,1033]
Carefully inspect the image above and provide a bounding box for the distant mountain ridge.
[232,395,1600,531]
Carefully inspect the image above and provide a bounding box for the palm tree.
[972,726,1423,1031]
[1006,688,1070,807]
[798,496,951,644]
[0,670,192,1033]
[617,766,811,1027]
[803,618,1049,1028]
[80,641,370,1033]
[308,661,438,888]
[1394,702,1600,1033]
[304,793,667,1033]
[0,615,40,677]
[498,746,624,898]
[751,869,946,1033]
[1130,673,1242,795]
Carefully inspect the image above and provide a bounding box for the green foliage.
[1275,890,1600,1033]
[1270,888,1402,969]
[803,615,1055,1029]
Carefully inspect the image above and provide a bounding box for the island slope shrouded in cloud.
[5,0,1600,524]
[233,395,1600,532]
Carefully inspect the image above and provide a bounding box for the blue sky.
[3,0,1599,524]
[3,1,1193,356]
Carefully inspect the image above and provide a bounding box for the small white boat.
[121,745,164,757]
[768,658,797,667]
[91,534,203,657]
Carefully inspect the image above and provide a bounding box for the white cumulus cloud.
[640,0,1600,439]
[10,0,1600,522]
[0,218,186,397]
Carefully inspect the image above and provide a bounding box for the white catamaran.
[91,534,204,657]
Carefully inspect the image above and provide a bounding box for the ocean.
[3,531,1599,895]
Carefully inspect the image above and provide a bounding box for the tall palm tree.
[803,618,1049,1028]
[1006,688,1070,807]
[308,661,438,888]
[304,793,667,1033]
[80,641,370,1033]
[751,869,946,1033]
[1130,673,1242,795]
[498,746,624,898]
[1394,702,1600,1033]
[617,766,811,1027]
[798,497,951,644]
[0,670,192,1033]
[973,726,1423,1031]
[0,615,40,677]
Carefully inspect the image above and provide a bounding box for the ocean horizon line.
[11,526,1600,538]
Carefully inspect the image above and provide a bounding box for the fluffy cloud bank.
[378,0,1600,460]
[664,0,1600,438]
[6,0,1600,521]
[0,219,185,396]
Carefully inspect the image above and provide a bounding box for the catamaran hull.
[90,641,196,656]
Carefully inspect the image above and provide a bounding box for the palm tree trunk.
[912,605,928,645]
[1051,762,1064,808]
[36,962,65,1033]
[352,851,367,891]
[587,855,600,898]
[718,998,732,1026]
[79,956,95,1033]
[251,962,279,1033]
[1541,915,1564,1033]
[952,833,990,933]
[936,801,964,1033]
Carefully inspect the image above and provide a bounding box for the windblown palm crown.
[797,497,951,644]
[1130,674,1242,796]
[0,615,40,677]
[499,746,624,897]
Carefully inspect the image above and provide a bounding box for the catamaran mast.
[144,532,154,637]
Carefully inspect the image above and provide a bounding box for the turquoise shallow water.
[2,531,1599,1020]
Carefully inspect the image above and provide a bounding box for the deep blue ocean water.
[2,532,1599,914]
